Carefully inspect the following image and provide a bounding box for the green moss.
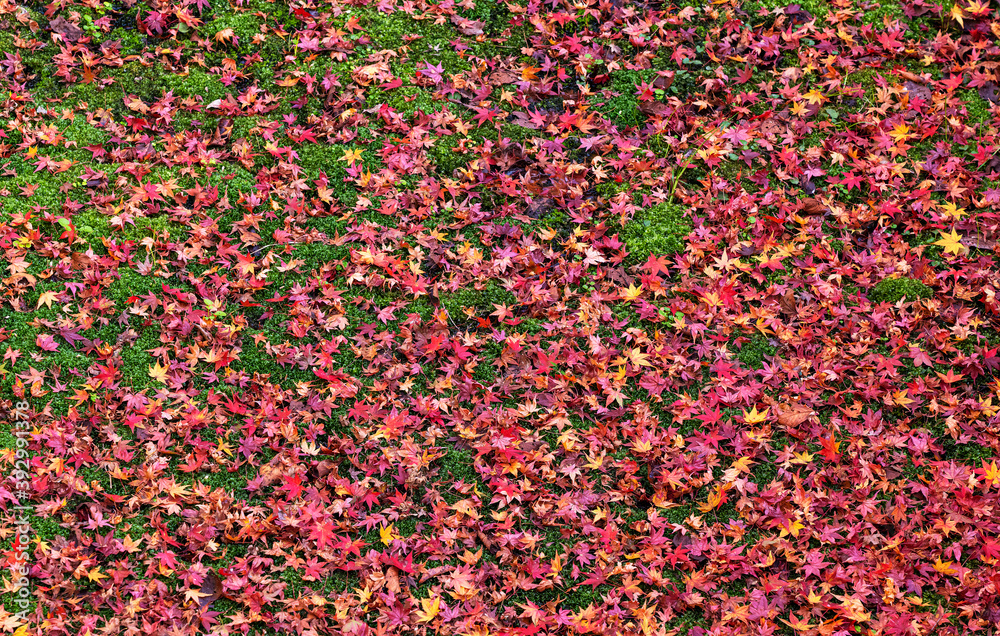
[620,202,691,262]
[161,67,227,103]
[438,282,515,320]
[473,340,503,385]
[589,70,655,130]
[870,277,934,304]
[203,12,266,52]
[859,0,904,24]
[427,135,471,176]
[438,446,477,481]
[958,89,992,124]
[368,84,448,118]
[734,333,776,369]
[741,0,830,17]
[844,67,888,104]
[595,181,630,200]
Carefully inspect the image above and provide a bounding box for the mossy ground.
[1,0,997,631]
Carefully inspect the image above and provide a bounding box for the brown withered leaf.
[210,119,233,147]
[49,16,84,42]
[799,197,828,216]
[963,232,997,251]
[70,252,94,270]
[979,82,999,104]
[526,197,553,219]
[904,80,932,104]
[777,403,816,428]
[198,570,223,609]
[653,72,675,92]
[492,70,518,84]
[779,290,797,315]
[450,14,484,35]
[316,460,337,479]
[386,567,401,594]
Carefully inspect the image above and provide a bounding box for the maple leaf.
[627,348,651,367]
[620,282,643,301]
[380,523,398,545]
[148,361,169,383]
[415,595,440,623]
[933,559,959,576]
[697,483,731,512]
[309,520,337,549]
[340,148,363,165]
[888,122,910,143]
[35,334,59,351]
[939,202,967,220]
[934,228,966,255]
[803,89,826,105]
[950,4,964,26]
[819,432,841,462]
[778,518,805,538]
[977,460,1000,488]
[86,568,107,583]
[185,588,212,604]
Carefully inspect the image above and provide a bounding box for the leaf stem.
[667,158,693,206]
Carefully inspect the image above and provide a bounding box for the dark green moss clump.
[870,277,934,303]
[589,70,656,130]
[621,202,691,262]
[735,333,777,369]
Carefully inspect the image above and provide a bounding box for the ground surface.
[1,0,1000,634]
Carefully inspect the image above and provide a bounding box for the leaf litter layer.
[1,0,1000,634]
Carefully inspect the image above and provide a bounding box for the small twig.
[667,157,694,206]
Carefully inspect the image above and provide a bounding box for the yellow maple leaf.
[621,282,643,302]
[934,228,965,255]
[148,361,169,383]
[379,523,398,546]
[967,0,990,16]
[933,559,958,576]
[631,438,653,454]
[731,456,755,473]
[628,348,651,367]
[939,201,967,220]
[340,148,363,165]
[184,588,211,604]
[778,518,805,538]
[803,89,826,105]
[888,122,910,143]
[217,437,234,457]
[950,4,964,26]
[87,567,108,582]
[743,406,769,424]
[790,450,814,465]
[980,459,1000,488]
[36,290,59,309]
[415,595,441,623]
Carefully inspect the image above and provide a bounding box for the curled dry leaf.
[777,403,816,428]
[49,16,84,41]
[779,290,797,315]
[450,14,485,35]
[799,197,829,216]
[199,570,223,609]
